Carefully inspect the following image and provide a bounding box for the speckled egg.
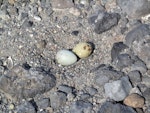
[72,42,93,58]
[56,50,77,66]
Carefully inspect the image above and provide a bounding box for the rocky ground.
[0,0,150,113]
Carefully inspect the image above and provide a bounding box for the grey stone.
[16,101,36,113]
[36,98,50,109]
[70,100,93,113]
[104,76,132,101]
[71,30,79,36]
[120,76,133,93]
[94,66,124,86]
[95,75,109,86]
[115,54,133,69]
[128,71,141,85]
[117,0,150,18]
[88,13,99,25]
[0,65,56,101]
[125,24,150,69]
[58,85,73,94]
[130,58,147,74]
[143,88,150,104]
[111,42,128,62]
[0,28,5,35]
[125,24,150,47]
[0,0,3,6]
[98,101,137,113]
[94,12,120,34]
[50,91,67,109]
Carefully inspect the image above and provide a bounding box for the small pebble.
[56,50,77,66]
[69,7,80,16]
[8,103,15,110]
[124,93,145,108]
[34,15,42,21]
[71,30,79,36]
[73,42,93,58]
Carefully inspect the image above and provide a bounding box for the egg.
[72,42,93,58]
[56,50,77,66]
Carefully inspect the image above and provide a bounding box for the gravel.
[0,0,150,112]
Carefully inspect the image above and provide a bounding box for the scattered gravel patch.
[0,0,150,112]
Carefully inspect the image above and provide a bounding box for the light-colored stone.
[124,93,145,108]
[69,7,81,16]
[104,76,132,101]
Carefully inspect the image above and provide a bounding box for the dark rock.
[97,101,137,113]
[58,85,73,94]
[143,88,150,103]
[125,24,150,69]
[130,58,147,74]
[111,42,128,62]
[117,0,150,18]
[128,71,141,85]
[36,98,50,110]
[22,62,31,70]
[94,65,124,86]
[16,101,36,113]
[0,28,5,35]
[71,31,79,36]
[0,0,2,6]
[93,12,120,34]
[70,100,93,113]
[88,13,99,25]
[115,53,134,69]
[49,91,67,109]
[125,24,150,47]
[0,65,56,101]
